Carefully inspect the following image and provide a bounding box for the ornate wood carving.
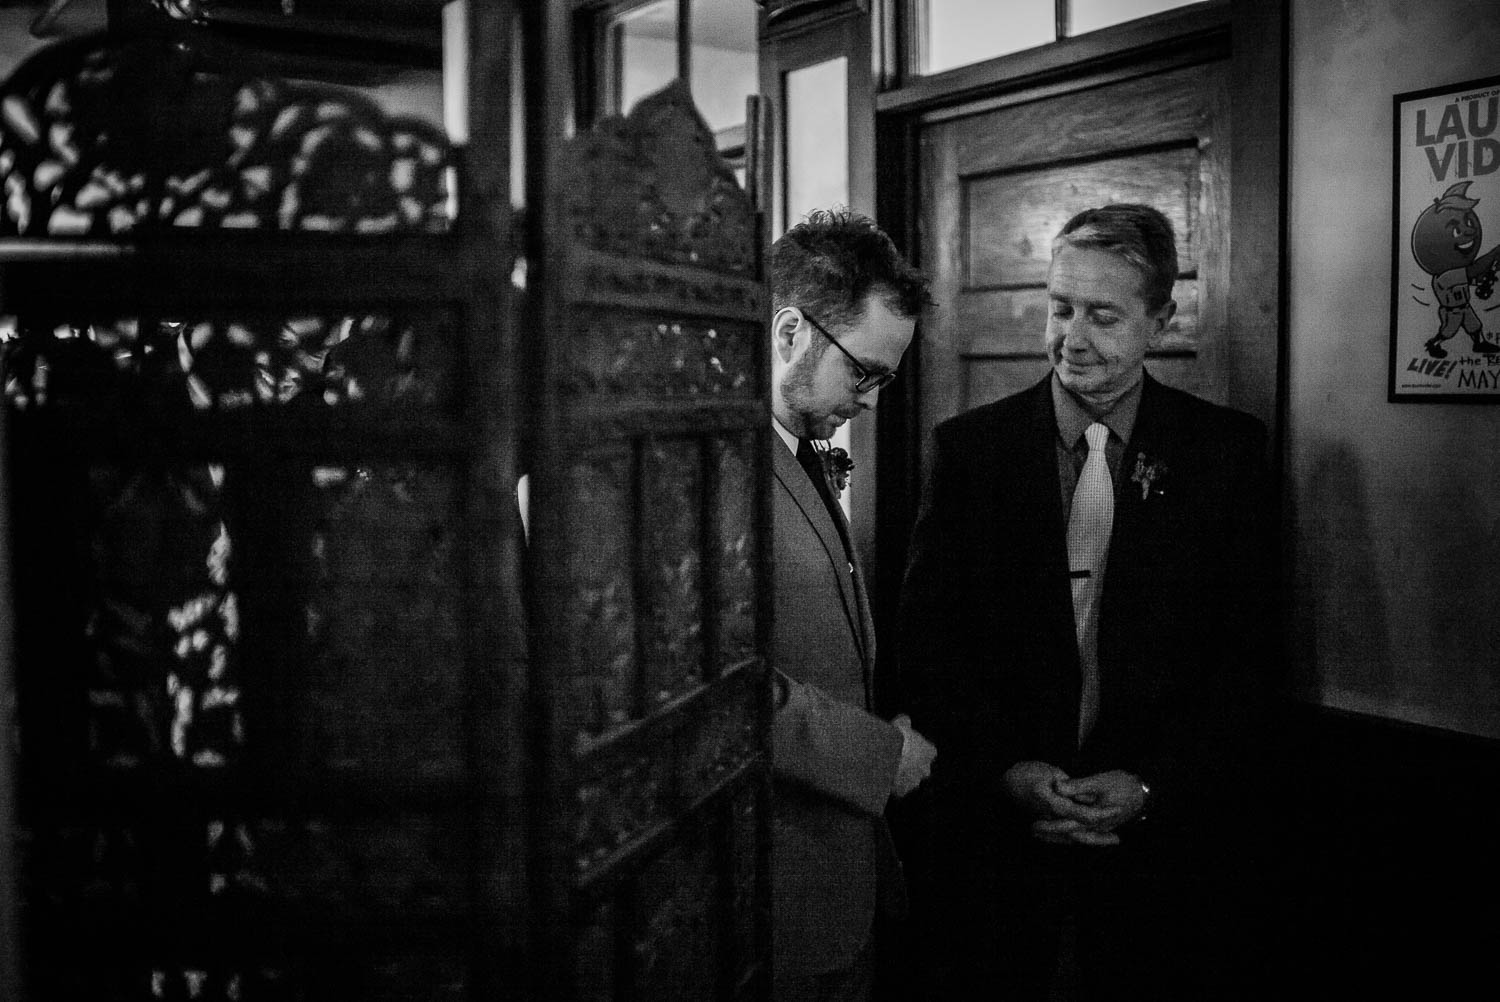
[0,37,452,237]
[536,68,771,998]
[77,463,245,771]
[555,81,762,413]
[306,464,464,780]
[678,691,757,804]
[565,247,764,322]
[1,29,491,1002]
[559,81,754,275]
[560,446,639,735]
[2,312,461,422]
[570,663,761,882]
[729,784,761,982]
[712,432,758,668]
[632,832,716,999]
[211,813,469,917]
[641,438,705,707]
[564,310,757,399]
[573,752,667,876]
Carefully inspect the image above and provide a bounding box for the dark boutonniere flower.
[822,446,855,498]
[1130,452,1168,501]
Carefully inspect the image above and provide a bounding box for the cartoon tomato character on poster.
[1411,180,1500,358]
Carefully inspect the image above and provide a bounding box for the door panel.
[918,61,1229,458]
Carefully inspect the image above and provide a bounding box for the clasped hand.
[1002,761,1146,847]
[892,714,937,797]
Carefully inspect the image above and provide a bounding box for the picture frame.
[1389,73,1500,401]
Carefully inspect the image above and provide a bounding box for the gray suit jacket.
[770,437,904,977]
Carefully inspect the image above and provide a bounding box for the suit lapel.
[971,379,1086,759]
[1110,373,1177,569]
[1098,374,1180,699]
[1023,379,1073,578]
[1016,380,1079,648]
[772,443,868,666]
[846,531,877,705]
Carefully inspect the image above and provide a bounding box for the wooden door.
[917,60,1230,458]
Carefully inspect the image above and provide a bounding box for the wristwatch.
[1136,777,1152,823]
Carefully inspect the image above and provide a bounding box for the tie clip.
[1069,569,1091,579]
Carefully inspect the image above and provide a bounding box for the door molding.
[876,1,1230,118]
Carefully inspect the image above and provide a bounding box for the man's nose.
[1061,321,1091,351]
[855,386,880,409]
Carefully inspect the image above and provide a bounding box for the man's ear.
[771,307,804,365]
[1149,299,1177,345]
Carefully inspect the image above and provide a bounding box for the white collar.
[771,416,801,455]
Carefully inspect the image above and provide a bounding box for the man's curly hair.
[771,207,931,328]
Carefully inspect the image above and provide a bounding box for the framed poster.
[1390,73,1500,401]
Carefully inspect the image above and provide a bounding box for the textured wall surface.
[1287,0,1500,737]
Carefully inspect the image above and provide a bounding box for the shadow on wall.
[1293,439,1395,708]
[1407,448,1500,736]
[1296,432,1500,736]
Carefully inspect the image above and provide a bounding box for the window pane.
[924,0,1054,75]
[783,57,847,236]
[690,0,757,137]
[782,57,854,518]
[616,0,678,115]
[1068,0,1199,36]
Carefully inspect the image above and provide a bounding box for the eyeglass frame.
[798,308,899,394]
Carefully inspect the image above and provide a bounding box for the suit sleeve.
[772,673,904,817]
[897,425,959,734]
[896,423,1011,795]
[1130,415,1276,832]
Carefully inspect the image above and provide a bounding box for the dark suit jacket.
[899,373,1274,907]
[770,435,904,977]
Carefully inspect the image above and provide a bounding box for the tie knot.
[796,438,827,484]
[1083,422,1109,452]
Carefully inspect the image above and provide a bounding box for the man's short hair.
[1053,204,1178,311]
[771,207,931,328]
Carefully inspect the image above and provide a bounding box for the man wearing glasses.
[767,208,936,1002]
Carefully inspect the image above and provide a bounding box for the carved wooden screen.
[0,22,527,1000]
[525,79,772,1001]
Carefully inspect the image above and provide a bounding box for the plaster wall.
[1287,0,1500,737]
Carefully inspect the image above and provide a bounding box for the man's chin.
[1055,367,1103,396]
[1054,360,1090,380]
[797,413,846,440]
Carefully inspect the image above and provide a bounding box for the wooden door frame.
[758,4,886,596]
[869,0,1288,689]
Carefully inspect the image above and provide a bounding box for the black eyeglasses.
[801,309,898,393]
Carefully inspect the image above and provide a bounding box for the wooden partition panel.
[0,19,523,1001]
[526,76,773,1002]
[0,10,773,999]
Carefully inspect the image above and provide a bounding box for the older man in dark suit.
[768,208,936,1002]
[900,204,1274,1000]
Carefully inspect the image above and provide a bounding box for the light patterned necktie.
[1066,422,1113,744]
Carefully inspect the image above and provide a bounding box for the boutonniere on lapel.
[1130,452,1168,501]
[822,446,855,499]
